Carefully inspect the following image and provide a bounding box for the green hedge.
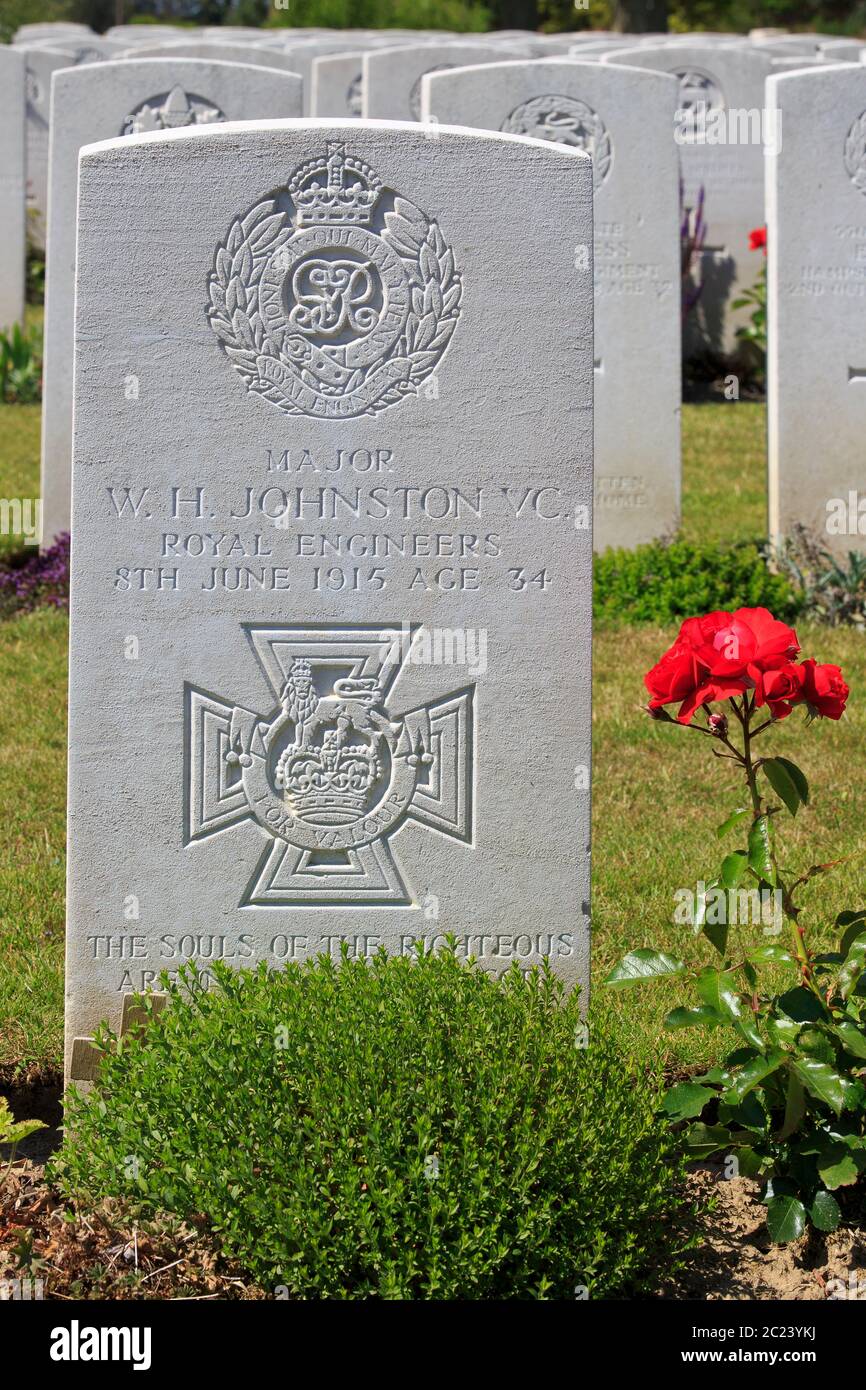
[594,539,799,627]
[54,950,692,1299]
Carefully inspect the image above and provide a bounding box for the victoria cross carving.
[207,143,463,419]
[184,625,474,906]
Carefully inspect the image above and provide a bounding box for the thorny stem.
[723,696,816,993]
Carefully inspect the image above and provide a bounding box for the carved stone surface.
[0,48,26,332]
[424,60,681,550]
[66,122,593,1074]
[767,65,866,555]
[39,60,303,548]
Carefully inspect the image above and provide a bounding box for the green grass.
[0,395,860,1080]
[680,400,766,545]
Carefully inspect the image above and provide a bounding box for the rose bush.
[608,607,866,1245]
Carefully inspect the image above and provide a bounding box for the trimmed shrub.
[594,539,798,627]
[53,950,691,1299]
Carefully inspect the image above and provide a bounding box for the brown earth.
[3,1070,866,1301]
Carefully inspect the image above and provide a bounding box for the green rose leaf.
[778,986,826,1023]
[766,1194,807,1244]
[604,949,687,988]
[696,968,744,1022]
[664,1005,724,1030]
[792,1057,864,1116]
[766,1013,802,1047]
[750,943,795,966]
[810,1190,841,1233]
[725,1049,786,1102]
[838,935,866,1001]
[817,1143,860,1190]
[775,1071,806,1141]
[721,851,749,890]
[834,1020,866,1060]
[716,808,749,840]
[748,816,775,885]
[662,1083,715,1122]
[773,756,809,807]
[684,1122,732,1158]
[762,758,803,817]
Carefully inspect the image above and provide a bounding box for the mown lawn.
[0,399,862,1074]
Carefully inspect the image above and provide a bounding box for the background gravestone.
[363,43,528,120]
[0,47,26,333]
[767,65,866,555]
[66,120,593,1077]
[604,42,808,356]
[423,59,681,550]
[312,50,369,117]
[19,45,102,248]
[39,59,304,549]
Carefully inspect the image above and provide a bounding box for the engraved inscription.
[185,624,474,906]
[502,95,612,189]
[208,143,462,420]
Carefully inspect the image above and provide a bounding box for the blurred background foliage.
[2,0,864,42]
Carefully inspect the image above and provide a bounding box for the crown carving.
[277,730,380,825]
[288,143,383,227]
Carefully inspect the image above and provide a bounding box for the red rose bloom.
[681,607,799,683]
[644,639,702,711]
[798,659,849,720]
[753,661,803,720]
[749,226,767,253]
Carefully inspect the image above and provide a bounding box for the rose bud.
[707,712,728,737]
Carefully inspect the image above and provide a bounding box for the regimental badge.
[185,625,474,906]
[501,96,612,189]
[121,86,225,136]
[674,69,724,120]
[206,142,462,419]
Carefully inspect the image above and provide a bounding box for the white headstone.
[604,42,795,355]
[363,43,528,120]
[423,59,681,549]
[39,59,304,548]
[65,120,593,1075]
[312,50,368,116]
[20,46,81,248]
[767,65,866,554]
[0,48,26,332]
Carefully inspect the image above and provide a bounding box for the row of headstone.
[6,22,866,566]
[63,120,594,1077]
[767,64,866,557]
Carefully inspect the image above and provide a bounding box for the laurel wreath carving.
[844,111,866,196]
[207,194,462,417]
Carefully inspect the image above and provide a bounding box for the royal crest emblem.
[185,625,474,906]
[207,143,462,419]
[121,86,225,136]
[501,95,612,189]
